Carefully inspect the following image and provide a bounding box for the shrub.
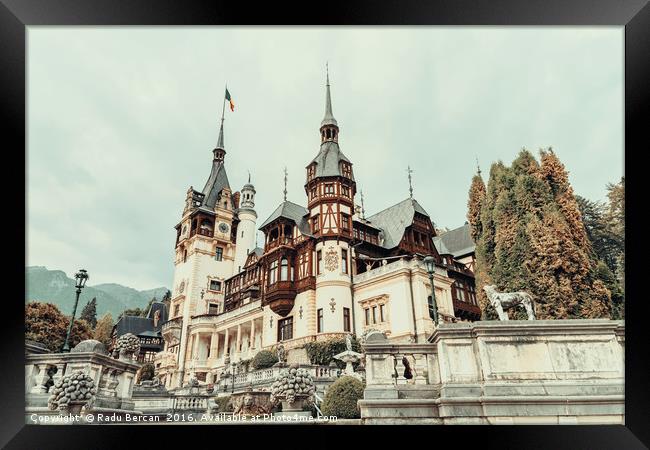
[304,337,361,369]
[251,350,278,369]
[320,376,364,419]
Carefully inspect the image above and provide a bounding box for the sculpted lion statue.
[483,285,535,321]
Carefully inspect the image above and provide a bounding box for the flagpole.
[221,84,227,124]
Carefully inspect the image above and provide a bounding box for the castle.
[155,72,480,388]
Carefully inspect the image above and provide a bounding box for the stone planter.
[281,398,305,412]
[64,401,87,415]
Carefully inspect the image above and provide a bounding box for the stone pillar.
[413,354,427,385]
[250,320,256,352]
[394,354,407,385]
[192,334,199,360]
[224,329,230,357]
[30,364,50,394]
[210,333,219,360]
[236,324,242,355]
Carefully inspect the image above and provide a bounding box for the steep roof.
[309,141,353,179]
[366,198,430,249]
[433,223,475,257]
[114,316,155,337]
[201,160,231,209]
[259,201,312,235]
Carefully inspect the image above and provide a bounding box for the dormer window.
[341,163,352,178]
[307,164,316,181]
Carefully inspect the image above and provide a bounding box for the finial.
[476,156,481,176]
[321,63,337,127]
[360,189,366,219]
[407,166,414,199]
[326,61,329,86]
[283,167,288,202]
[248,170,251,184]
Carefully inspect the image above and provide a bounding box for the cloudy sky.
[27,27,623,290]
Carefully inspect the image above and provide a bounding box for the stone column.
[250,320,256,351]
[236,324,242,356]
[394,354,407,385]
[209,333,219,360]
[30,364,50,394]
[193,333,201,360]
[224,329,230,357]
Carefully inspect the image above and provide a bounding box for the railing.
[161,317,183,332]
[363,336,439,387]
[266,237,293,251]
[227,365,337,389]
[171,395,209,413]
[353,258,414,284]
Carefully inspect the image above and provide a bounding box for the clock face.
[219,222,229,233]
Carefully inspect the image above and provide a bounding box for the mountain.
[25,266,170,321]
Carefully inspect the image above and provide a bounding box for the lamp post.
[61,269,89,352]
[423,257,440,326]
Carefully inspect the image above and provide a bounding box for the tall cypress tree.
[467,169,493,318]
[469,149,612,320]
[80,297,97,329]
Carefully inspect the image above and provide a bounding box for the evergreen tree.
[467,172,486,242]
[469,149,613,320]
[79,297,97,329]
[94,313,114,348]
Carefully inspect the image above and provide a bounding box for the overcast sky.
[27,27,623,290]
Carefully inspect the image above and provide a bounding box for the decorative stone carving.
[232,388,272,416]
[113,333,141,360]
[324,246,338,272]
[329,298,336,313]
[48,370,97,414]
[269,365,315,411]
[483,285,536,321]
[275,344,287,367]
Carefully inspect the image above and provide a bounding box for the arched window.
[280,258,289,281]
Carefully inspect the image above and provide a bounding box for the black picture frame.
[2,0,647,448]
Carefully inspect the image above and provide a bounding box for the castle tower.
[305,67,356,335]
[168,114,237,387]
[233,177,258,273]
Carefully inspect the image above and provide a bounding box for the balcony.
[264,281,297,316]
[161,317,182,341]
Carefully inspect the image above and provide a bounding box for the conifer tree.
[94,313,114,348]
[80,297,97,329]
[469,149,613,320]
[467,172,486,243]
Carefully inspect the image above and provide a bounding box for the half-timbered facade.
[156,72,479,389]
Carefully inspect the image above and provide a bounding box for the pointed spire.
[216,119,225,150]
[407,166,414,199]
[321,62,338,128]
[476,156,482,176]
[360,189,366,219]
[248,170,251,184]
[283,167,288,202]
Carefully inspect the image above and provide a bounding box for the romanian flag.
[225,88,235,111]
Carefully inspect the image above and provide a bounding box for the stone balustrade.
[360,319,625,425]
[25,344,142,422]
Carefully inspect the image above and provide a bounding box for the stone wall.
[360,319,624,425]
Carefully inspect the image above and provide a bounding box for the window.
[380,304,385,322]
[342,186,350,197]
[312,216,320,233]
[268,260,278,285]
[215,247,223,261]
[280,258,289,281]
[208,303,219,314]
[341,163,352,178]
[317,309,324,333]
[173,304,180,317]
[209,279,222,291]
[343,307,350,332]
[183,249,187,263]
[310,187,317,200]
[341,214,350,230]
[324,184,335,195]
[278,316,293,341]
[317,250,323,274]
[372,306,377,324]
[365,308,370,326]
[341,249,348,274]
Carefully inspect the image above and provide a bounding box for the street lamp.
[61,269,89,352]
[423,256,440,326]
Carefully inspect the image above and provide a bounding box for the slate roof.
[309,141,353,179]
[366,198,430,250]
[433,223,475,257]
[259,201,312,236]
[201,160,231,209]
[114,316,155,337]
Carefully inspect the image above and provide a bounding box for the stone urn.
[113,333,140,361]
[270,365,315,414]
[48,370,96,415]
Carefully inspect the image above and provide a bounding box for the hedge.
[320,376,365,419]
[251,349,278,369]
[304,336,361,369]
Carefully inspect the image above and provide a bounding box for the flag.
[225,88,235,111]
